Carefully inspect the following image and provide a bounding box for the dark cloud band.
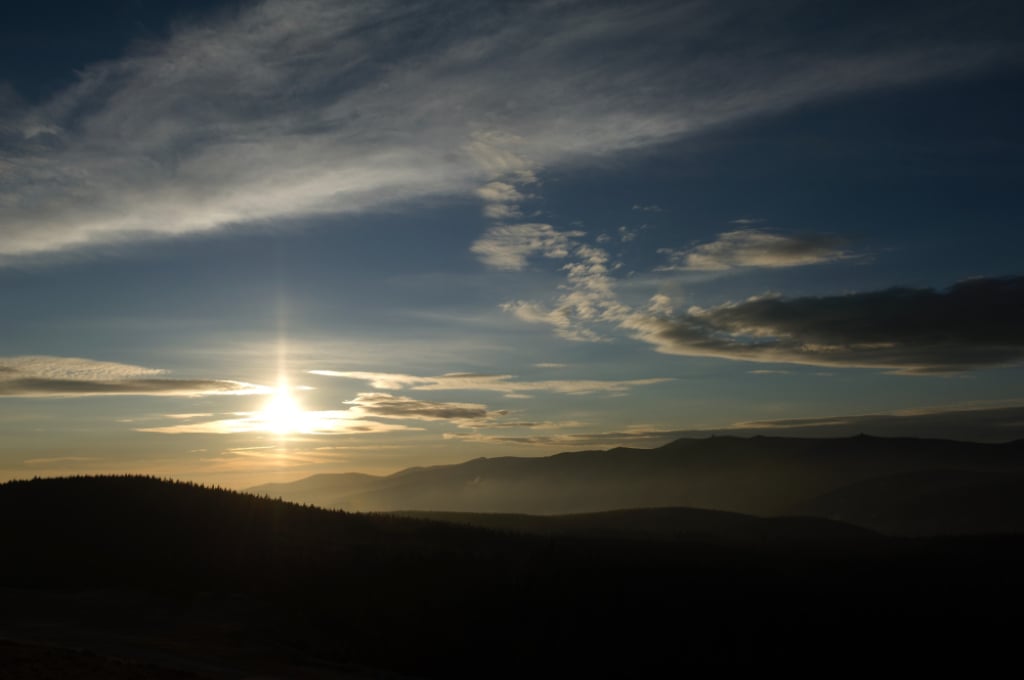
[628,276,1024,372]
[345,393,498,421]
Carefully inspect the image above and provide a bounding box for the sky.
[2,0,1023,487]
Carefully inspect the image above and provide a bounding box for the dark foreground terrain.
[3,476,1024,677]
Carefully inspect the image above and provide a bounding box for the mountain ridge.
[247,434,1024,534]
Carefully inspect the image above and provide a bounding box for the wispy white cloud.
[618,226,641,243]
[310,370,671,395]
[656,229,853,271]
[470,223,583,271]
[501,243,631,341]
[0,355,265,397]
[476,181,528,220]
[1,0,1013,260]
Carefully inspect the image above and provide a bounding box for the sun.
[260,383,307,435]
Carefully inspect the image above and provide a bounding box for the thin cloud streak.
[344,392,502,422]
[656,230,854,271]
[138,411,421,436]
[443,426,689,447]
[0,356,265,397]
[310,370,672,395]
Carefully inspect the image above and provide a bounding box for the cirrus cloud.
[1,0,1018,260]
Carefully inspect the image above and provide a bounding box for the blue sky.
[2,0,1023,486]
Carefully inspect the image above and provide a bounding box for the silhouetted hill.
[6,475,1024,676]
[249,435,1024,534]
[0,475,512,591]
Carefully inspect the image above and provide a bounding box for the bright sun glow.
[260,384,307,435]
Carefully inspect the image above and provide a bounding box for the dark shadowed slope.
[6,476,1024,675]
[393,506,880,543]
[249,435,1024,534]
[793,468,1024,535]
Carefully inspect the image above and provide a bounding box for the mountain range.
[249,434,1024,535]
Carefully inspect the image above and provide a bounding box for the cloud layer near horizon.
[445,401,1024,446]
[687,402,1024,443]
[2,0,1017,260]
